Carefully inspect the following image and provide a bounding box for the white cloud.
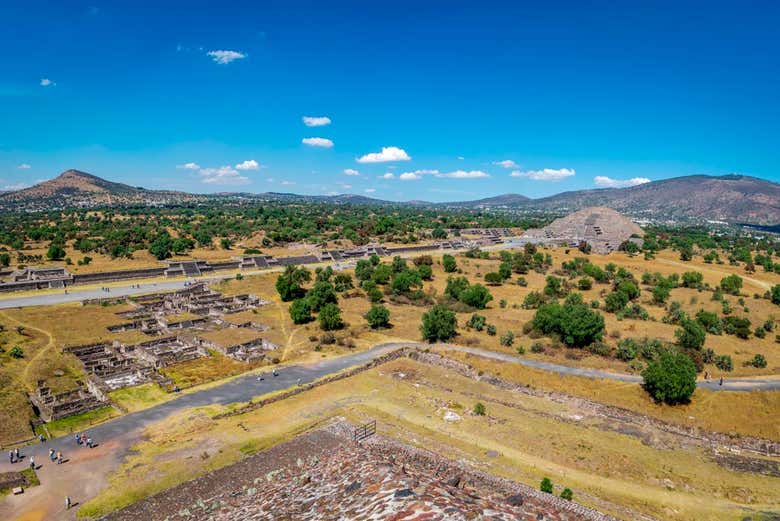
[364,188,376,193]
[343,168,360,176]
[457,156,465,160]
[207,50,247,64]
[280,180,295,186]
[177,162,200,170]
[594,175,651,188]
[356,146,411,163]
[434,170,489,179]
[302,137,334,148]
[17,163,31,169]
[302,116,331,127]
[235,159,260,171]
[379,173,395,179]
[40,78,55,87]
[337,182,352,189]
[395,169,488,181]
[510,168,575,181]
[198,166,249,185]
[493,159,518,169]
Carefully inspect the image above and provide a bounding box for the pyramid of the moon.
[521,207,644,253]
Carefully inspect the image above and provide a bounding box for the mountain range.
[2,170,779,225]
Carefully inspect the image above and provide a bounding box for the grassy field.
[34,406,120,439]
[79,357,780,521]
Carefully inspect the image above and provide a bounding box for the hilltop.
[1,170,779,224]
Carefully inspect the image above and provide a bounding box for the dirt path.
[656,258,772,290]
[0,311,55,392]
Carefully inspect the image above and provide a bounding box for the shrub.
[318,303,344,331]
[522,291,546,310]
[750,354,767,368]
[616,339,638,361]
[604,291,629,313]
[444,276,470,300]
[486,324,497,336]
[578,277,593,291]
[675,317,706,350]
[560,488,574,501]
[715,354,733,372]
[695,310,722,335]
[473,402,486,416]
[516,346,525,355]
[442,254,457,273]
[320,332,336,345]
[499,299,507,309]
[289,298,313,324]
[540,477,554,494]
[364,305,390,329]
[723,316,751,339]
[467,314,486,331]
[420,305,457,342]
[531,341,545,353]
[9,346,24,358]
[641,350,697,404]
[484,272,503,285]
[500,330,515,347]
[681,271,704,288]
[516,276,528,287]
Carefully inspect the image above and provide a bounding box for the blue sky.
[1,1,778,201]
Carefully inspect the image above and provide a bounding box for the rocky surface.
[102,422,618,521]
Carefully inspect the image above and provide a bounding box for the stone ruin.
[198,336,277,363]
[125,336,206,368]
[29,379,106,422]
[0,266,74,292]
[117,282,265,320]
[64,342,157,391]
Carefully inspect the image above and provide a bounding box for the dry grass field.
[79,357,780,521]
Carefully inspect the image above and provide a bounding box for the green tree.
[641,350,697,404]
[540,477,554,494]
[9,346,24,358]
[720,274,743,295]
[149,232,173,260]
[416,264,433,280]
[364,305,390,329]
[355,259,374,281]
[307,281,338,311]
[444,276,470,300]
[275,265,312,301]
[531,295,605,348]
[372,264,393,284]
[560,488,574,501]
[771,284,780,305]
[46,242,66,261]
[289,298,312,324]
[420,304,457,342]
[460,284,493,309]
[391,255,408,273]
[652,284,671,304]
[442,254,457,273]
[604,290,629,313]
[473,402,486,416]
[0,252,10,267]
[318,303,344,331]
[333,273,354,292]
[675,317,706,350]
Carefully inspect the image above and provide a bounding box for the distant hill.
[527,174,780,224]
[0,169,205,211]
[1,170,778,225]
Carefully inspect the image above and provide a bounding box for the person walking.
[29,456,35,471]
[8,450,14,464]
[49,448,56,461]
[65,496,71,510]
[75,433,81,445]
[57,451,63,465]
[14,448,20,461]
[86,437,93,448]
